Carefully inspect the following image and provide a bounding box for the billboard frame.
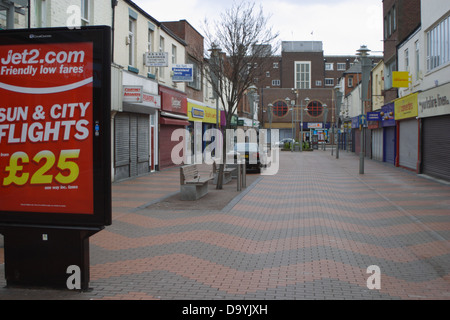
[0,26,112,229]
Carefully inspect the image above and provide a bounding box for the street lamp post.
[268,103,273,140]
[286,97,294,152]
[322,104,328,151]
[334,86,343,159]
[357,45,371,175]
[300,97,310,152]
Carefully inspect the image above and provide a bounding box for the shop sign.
[144,52,168,67]
[418,82,450,118]
[160,86,187,115]
[142,92,161,109]
[381,103,395,127]
[123,85,143,103]
[188,102,217,124]
[394,92,418,120]
[172,64,193,82]
[392,71,410,88]
[351,117,359,129]
[367,112,381,121]
[308,123,323,129]
[191,107,205,119]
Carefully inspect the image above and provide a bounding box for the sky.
[133,0,384,56]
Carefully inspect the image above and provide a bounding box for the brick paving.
[0,150,449,300]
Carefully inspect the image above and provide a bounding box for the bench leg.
[180,183,209,200]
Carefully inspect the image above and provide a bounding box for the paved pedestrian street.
[0,150,449,301]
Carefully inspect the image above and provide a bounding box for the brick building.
[382,0,421,104]
[255,41,359,143]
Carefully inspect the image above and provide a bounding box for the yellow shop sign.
[188,101,218,124]
[394,92,418,120]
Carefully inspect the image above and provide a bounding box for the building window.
[427,14,450,72]
[348,76,353,88]
[325,63,333,71]
[392,5,396,32]
[128,17,136,67]
[295,61,311,89]
[81,0,90,26]
[337,63,346,71]
[266,71,270,77]
[405,48,409,72]
[272,80,280,87]
[159,36,165,78]
[188,58,201,90]
[172,44,177,65]
[388,11,392,37]
[325,78,334,86]
[316,80,322,86]
[306,100,323,117]
[384,60,396,90]
[147,28,154,73]
[273,62,279,69]
[415,40,420,81]
[35,0,47,28]
[272,100,288,117]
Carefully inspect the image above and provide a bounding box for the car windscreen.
[234,143,258,152]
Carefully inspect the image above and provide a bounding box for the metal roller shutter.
[114,113,130,181]
[384,126,396,164]
[422,115,450,181]
[137,115,150,175]
[399,119,418,170]
[372,128,383,161]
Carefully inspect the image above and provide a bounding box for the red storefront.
[159,86,189,169]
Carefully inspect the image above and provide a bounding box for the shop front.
[351,117,360,154]
[114,74,160,181]
[368,112,382,161]
[394,93,419,171]
[187,99,219,157]
[381,103,396,165]
[419,82,450,181]
[159,85,189,169]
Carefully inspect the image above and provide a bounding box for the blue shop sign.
[381,103,396,127]
[351,116,359,129]
[367,111,381,121]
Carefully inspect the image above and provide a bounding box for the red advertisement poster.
[0,42,94,215]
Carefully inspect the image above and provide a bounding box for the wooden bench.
[212,160,237,185]
[180,164,213,200]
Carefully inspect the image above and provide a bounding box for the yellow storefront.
[394,93,419,171]
[187,99,219,152]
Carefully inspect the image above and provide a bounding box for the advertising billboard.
[0,27,111,228]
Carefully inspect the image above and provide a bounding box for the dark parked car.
[231,142,266,173]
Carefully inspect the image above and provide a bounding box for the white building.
[395,0,450,180]
[417,0,450,181]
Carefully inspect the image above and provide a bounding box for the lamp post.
[268,103,273,142]
[300,97,310,152]
[322,104,328,151]
[286,97,294,152]
[356,45,371,175]
[247,85,258,129]
[334,86,343,159]
[208,43,222,132]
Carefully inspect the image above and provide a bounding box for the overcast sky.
[134,0,384,56]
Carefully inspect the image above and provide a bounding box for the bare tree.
[203,0,279,189]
